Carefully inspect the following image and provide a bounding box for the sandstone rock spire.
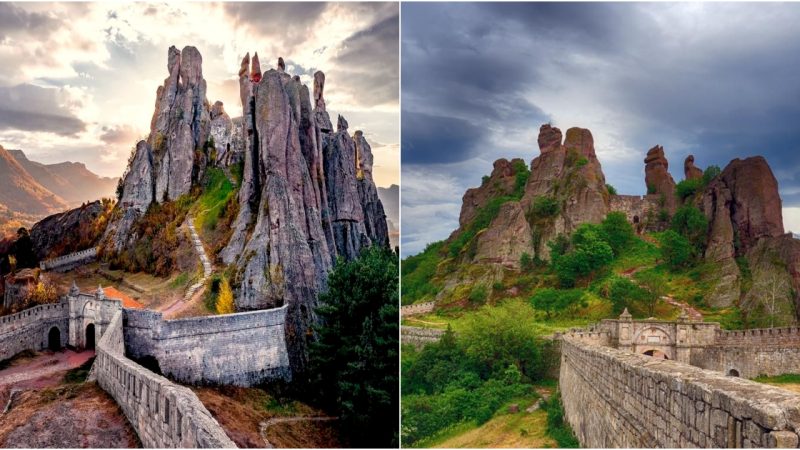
[251,52,262,82]
[644,145,677,213]
[684,155,703,181]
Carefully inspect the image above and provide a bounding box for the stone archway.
[48,327,61,351]
[85,323,96,350]
[727,369,740,377]
[642,349,669,359]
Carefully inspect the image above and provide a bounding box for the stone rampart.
[401,326,445,348]
[93,310,236,448]
[401,301,435,317]
[609,194,658,224]
[689,327,800,378]
[123,305,291,386]
[560,336,800,448]
[0,301,69,361]
[40,247,98,272]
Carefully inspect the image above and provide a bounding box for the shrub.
[544,391,579,448]
[520,252,534,270]
[530,288,585,319]
[532,196,560,218]
[602,276,645,315]
[606,184,617,195]
[670,205,708,250]
[675,178,704,200]
[468,284,489,304]
[601,212,635,256]
[512,160,531,199]
[575,156,588,167]
[647,183,657,195]
[482,175,490,185]
[659,230,694,269]
[215,277,235,314]
[703,165,721,185]
[553,224,614,287]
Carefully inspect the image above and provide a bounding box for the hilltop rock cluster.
[104,46,389,372]
[445,121,800,318]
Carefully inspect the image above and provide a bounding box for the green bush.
[601,276,646,315]
[544,391,579,448]
[601,212,635,256]
[511,159,530,199]
[553,224,614,287]
[575,157,588,167]
[675,178,704,200]
[703,165,721,185]
[659,230,694,269]
[532,196,560,218]
[670,205,708,250]
[606,184,617,195]
[529,288,586,319]
[468,284,489,304]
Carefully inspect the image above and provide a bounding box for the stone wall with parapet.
[609,194,659,226]
[0,301,69,361]
[400,302,435,317]
[93,310,236,448]
[39,247,98,271]
[690,327,800,378]
[559,336,800,448]
[401,326,445,348]
[123,305,291,386]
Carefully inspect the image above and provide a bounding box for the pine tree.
[309,246,399,448]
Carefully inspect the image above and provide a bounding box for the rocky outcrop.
[458,158,522,229]
[701,156,785,307]
[684,155,703,181]
[219,56,389,373]
[29,201,106,260]
[208,101,235,167]
[644,145,677,213]
[148,46,211,202]
[104,141,154,251]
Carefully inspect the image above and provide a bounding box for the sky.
[0,2,399,187]
[401,2,800,256]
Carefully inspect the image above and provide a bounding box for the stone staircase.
[185,217,212,301]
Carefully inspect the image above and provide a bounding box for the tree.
[603,277,645,315]
[751,273,792,328]
[530,288,585,319]
[606,184,617,195]
[601,212,635,256]
[659,230,694,269]
[215,278,235,314]
[309,246,399,448]
[703,165,722,185]
[553,224,614,287]
[671,205,708,250]
[636,271,666,317]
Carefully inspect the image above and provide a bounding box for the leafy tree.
[520,252,534,270]
[468,284,489,304]
[675,178,704,200]
[25,279,59,306]
[553,224,614,287]
[703,165,722,185]
[530,288,585,319]
[636,271,666,317]
[215,278,235,314]
[309,246,398,448]
[10,228,36,269]
[532,196,560,218]
[659,230,694,269]
[602,276,645,315]
[606,184,617,195]
[601,212,635,256]
[547,234,570,260]
[670,205,708,250]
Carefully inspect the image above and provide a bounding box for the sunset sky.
[402,2,800,255]
[0,2,399,186]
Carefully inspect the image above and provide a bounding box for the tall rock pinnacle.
[644,145,677,213]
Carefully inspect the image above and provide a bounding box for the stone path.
[0,350,95,388]
[259,416,337,448]
[162,217,212,316]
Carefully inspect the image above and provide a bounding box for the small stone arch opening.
[727,369,740,377]
[85,323,96,350]
[48,327,61,351]
[633,215,640,224]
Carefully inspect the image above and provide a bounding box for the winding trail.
[258,416,338,448]
[162,216,212,316]
[0,350,95,388]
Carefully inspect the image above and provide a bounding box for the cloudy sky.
[402,2,800,256]
[0,2,398,186]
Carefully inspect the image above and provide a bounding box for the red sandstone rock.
[537,124,562,153]
[684,155,703,181]
[250,52,262,83]
[644,145,677,213]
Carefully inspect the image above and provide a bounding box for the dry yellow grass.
[433,409,557,448]
[760,382,800,395]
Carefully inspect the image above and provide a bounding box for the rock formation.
[209,101,237,167]
[644,145,677,213]
[29,200,107,260]
[684,155,703,181]
[458,158,522,229]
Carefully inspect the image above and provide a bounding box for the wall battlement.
[93,310,236,448]
[0,301,70,361]
[39,247,98,272]
[123,305,291,386]
[560,336,800,448]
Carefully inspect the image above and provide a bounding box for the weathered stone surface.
[250,52,262,83]
[209,101,234,166]
[29,201,105,260]
[644,145,677,213]
[474,201,533,267]
[537,123,562,153]
[458,158,521,228]
[103,141,154,252]
[277,56,285,72]
[313,71,333,132]
[685,155,703,181]
[355,131,390,249]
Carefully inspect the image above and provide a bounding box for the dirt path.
[259,416,338,448]
[0,350,94,388]
[162,216,213,317]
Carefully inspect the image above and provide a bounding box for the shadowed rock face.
[644,145,677,213]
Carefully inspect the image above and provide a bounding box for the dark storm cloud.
[0,84,86,136]
[330,14,399,107]
[401,2,800,255]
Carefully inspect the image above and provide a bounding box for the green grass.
[63,357,95,384]
[194,167,236,234]
[402,241,445,305]
[169,272,190,289]
[752,373,800,384]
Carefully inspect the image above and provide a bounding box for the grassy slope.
[428,408,556,448]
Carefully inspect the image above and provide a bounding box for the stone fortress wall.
[39,247,98,272]
[400,301,435,317]
[0,301,70,361]
[92,310,236,448]
[401,325,445,348]
[559,314,800,447]
[123,305,291,386]
[609,194,660,226]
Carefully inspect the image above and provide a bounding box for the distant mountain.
[0,145,68,216]
[378,184,399,226]
[8,149,119,205]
